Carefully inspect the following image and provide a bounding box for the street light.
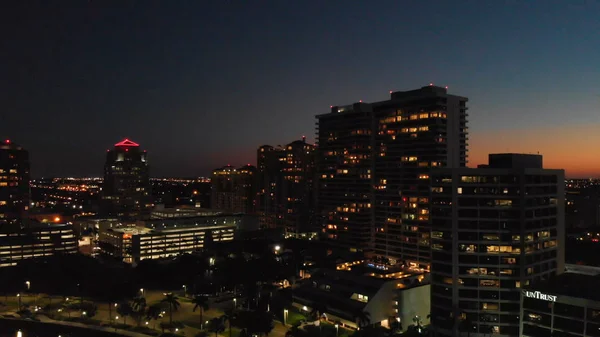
[335,323,339,337]
[140,288,144,297]
[25,281,31,290]
[17,294,21,310]
[283,309,289,325]
[182,285,187,296]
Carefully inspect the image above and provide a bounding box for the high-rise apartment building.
[0,140,30,229]
[211,165,256,213]
[316,85,468,264]
[101,139,151,220]
[256,138,316,235]
[429,154,565,337]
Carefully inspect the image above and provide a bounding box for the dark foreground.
[0,318,132,337]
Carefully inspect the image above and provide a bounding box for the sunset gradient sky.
[1,1,599,177]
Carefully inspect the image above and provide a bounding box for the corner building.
[316,85,468,265]
[429,154,565,337]
[0,140,30,229]
[102,139,151,221]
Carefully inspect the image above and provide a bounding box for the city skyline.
[2,1,600,177]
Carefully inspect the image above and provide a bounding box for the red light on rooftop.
[4,139,9,144]
[359,100,362,103]
[330,105,333,108]
[389,90,393,94]
[429,83,433,86]
[445,86,448,89]
[114,138,140,147]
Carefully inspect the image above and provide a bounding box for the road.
[0,290,290,337]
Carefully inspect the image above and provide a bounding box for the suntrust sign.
[523,290,557,302]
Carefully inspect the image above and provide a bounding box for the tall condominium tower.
[316,85,468,264]
[256,138,316,235]
[211,164,256,214]
[0,140,30,229]
[102,139,151,220]
[429,154,565,337]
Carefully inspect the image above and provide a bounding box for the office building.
[211,165,256,213]
[0,140,30,229]
[101,139,152,220]
[98,212,244,264]
[257,138,317,235]
[316,85,468,264]
[429,154,564,337]
[0,223,78,267]
[521,272,600,337]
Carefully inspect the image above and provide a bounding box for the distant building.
[211,165,256,214]
[257,138,317,235]
[292,262,430,331]
[316,85,468,266]
[520,272,600,336]
[101,139,151,221]
[0,139,30,229]
[429,154,565,337]
[0,223,78,267]
[98,212,246,264]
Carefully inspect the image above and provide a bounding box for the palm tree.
[161,293,181,325]
[192,295,210,330]
[146,304,162,330]
[116,301,132,325]
[132,296,147,326]
[208,317,225,337]
[221,311,236,337]
[355,310,371,329]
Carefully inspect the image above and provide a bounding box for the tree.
[116,301,132,325]
[250,310,274,337]
[208,317,225,337]
[221,310,236,337]
[310,302,327,321]
[192,295,210,330]
[146,304,163,330]
[132,296,147,326]
[161,293,181,325]
[354,310,371,329]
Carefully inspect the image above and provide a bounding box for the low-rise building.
[0,223,78,267]
[292,262,430,331]
[520,272,600,336]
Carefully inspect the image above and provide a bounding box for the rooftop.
[114,138,139,147]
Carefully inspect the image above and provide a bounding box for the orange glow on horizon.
[469,123,600,178]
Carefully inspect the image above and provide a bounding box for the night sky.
[2,1,600,178]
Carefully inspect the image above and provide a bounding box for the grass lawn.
[286,310,306,326]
